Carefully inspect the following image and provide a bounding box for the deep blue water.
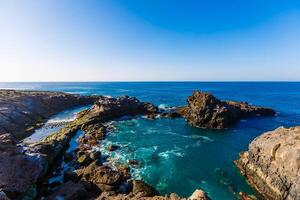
[1,82,300,199]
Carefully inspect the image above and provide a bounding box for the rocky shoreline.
[235,126,300,200]
[0,90,280,200]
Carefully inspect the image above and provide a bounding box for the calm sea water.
[1,82,300,199]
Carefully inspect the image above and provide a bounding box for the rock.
[63,171,80,183]
[75,161,122,192]
[0,190,10,200]
[63,152,74,163]
[76,96,158,125]
[132,180,159,197]
[238,192,257,200]
[45,181,86,200]
[77,154,93,166]
[177,91,275,129]
[96,188,210,200]
[188,189,210,200]
[108,144,120,151]
[128,159,141,167]
[0,134,44,199]
[235,126,300,200]
[0,89,99,139]
[81,123,106,140]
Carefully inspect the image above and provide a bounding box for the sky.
[0,0,300,81]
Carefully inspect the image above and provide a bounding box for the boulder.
[76,161,122,192]
[177,91,275,129]
[132,180,159,197]
[188,189,210,200]
[235,126,300,200]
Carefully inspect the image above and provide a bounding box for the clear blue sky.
[0,0,299,81]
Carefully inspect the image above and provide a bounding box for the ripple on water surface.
[100,117,261,200]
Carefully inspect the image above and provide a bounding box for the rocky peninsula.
[0,90,279,200]
[235,126,300,200]
[177,91,275,129]
[0,90,99,139]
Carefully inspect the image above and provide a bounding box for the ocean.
[1,82,300,199]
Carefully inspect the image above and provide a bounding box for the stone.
[178,91,275,129]
[188,189,210,200]
[76,161,122,192]
[235,126,300,200]
[132,180,159,197]
[107,144,120,151]
[76,96,158,125]
[45,181,86,200]
[0,134,44,199]
[0,89,99,139]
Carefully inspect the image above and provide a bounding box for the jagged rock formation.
[235,126,300,200]
[177,91,275,129]
[76,96,158,124]
[0,90,99,139]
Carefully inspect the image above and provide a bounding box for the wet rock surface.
[177,91,275,129]
[235,126,300,200]
[0,89,99,139]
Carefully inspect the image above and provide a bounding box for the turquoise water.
[23,105,90,143]
[1,82,300,199]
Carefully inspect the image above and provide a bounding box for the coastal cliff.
[177,91,275,129]
[0,90,99,139]
[235,126,300,200]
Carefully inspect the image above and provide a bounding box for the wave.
[164,131,213,142]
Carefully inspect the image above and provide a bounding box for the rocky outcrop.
[0,134,43,199]
[76,96,158,125]
[0,90,99,139]
[177,91,275,129]
[235,126,300,200]
[96,189,210,200]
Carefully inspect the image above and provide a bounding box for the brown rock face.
[235,126,300,200]
[177,91,275,129]
[75,161,122,192]
[77,96,158,125]
[0,90,99,139]
[0,134,43,199]
[132,180,159,197]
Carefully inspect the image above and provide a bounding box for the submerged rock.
[177,91,275,129]
[235,126,300,200]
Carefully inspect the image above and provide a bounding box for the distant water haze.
[0,0,299,81]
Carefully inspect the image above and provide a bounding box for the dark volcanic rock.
[235,126,300,200]
[45,181,86,200]
[177,91,275,129]
[0,90,99,139]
